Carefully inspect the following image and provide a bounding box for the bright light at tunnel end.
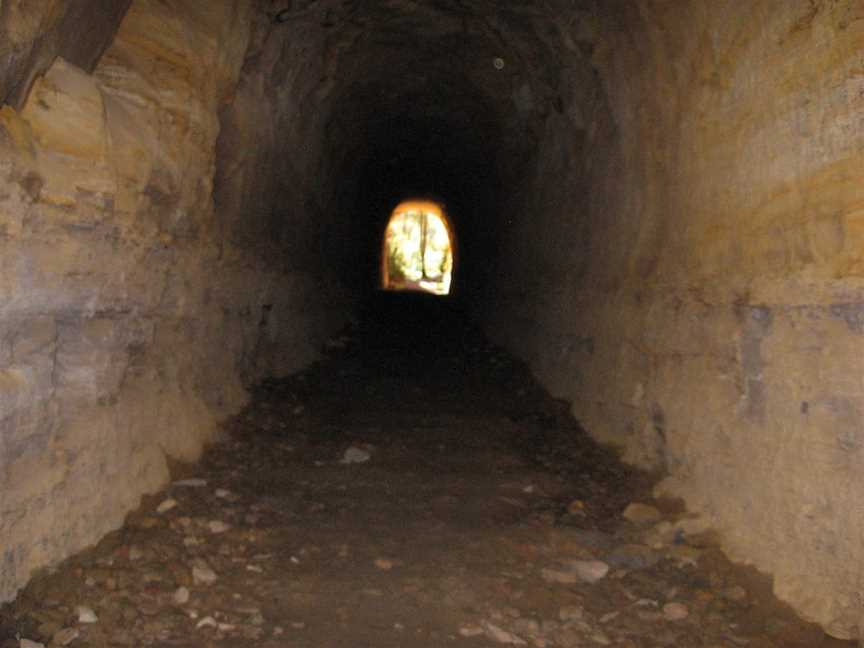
[381,199,455,296]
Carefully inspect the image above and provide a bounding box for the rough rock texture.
[0,0,345,603]
[0,0,132,107]
[489,0,864,639]
[1,0,862,641]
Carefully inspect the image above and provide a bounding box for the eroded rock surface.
[0,0,345,604]
[1,310,849,647]
[489,1,864,638]
[0,0,862,641]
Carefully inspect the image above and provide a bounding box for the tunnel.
[0,0,863,644]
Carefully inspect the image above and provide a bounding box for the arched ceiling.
[257,0,600,291]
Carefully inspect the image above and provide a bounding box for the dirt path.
[1,297,854,647]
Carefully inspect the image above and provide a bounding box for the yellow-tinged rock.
[17,57,116,205]
[0,105,36,157]
[21,57,109,160]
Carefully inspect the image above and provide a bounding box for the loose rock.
[663,602,690,621]
[208,520,230,534]
[482,621,527,645]
[77,605,98,623]
[192,565,218,585]
[173,586,190,605]
[156,498,178,514]
[340,446,371,464]
[622,503,662,525]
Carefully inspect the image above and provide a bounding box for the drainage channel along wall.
[0,0,346,602]
[488,1,864,640]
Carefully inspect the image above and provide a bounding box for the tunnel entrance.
[380,200,454,295]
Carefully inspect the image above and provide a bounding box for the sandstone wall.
[0,0,345,602]
[489,0,864,639]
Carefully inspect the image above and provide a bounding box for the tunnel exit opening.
[381,200,455,296]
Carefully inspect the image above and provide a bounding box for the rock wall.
[489,0,864,639]
[0,0,131,107]
[0,0,345,602]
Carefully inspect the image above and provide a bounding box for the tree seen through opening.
[381,200,454,295]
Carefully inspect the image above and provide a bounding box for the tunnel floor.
[1,295,851,648]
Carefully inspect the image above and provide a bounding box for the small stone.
[374,558,394,570]
[77,606,98,623]
[569,559,609,583]
[192,565,218,585]
[128,545,144,561]
[208,520,230,534]
[20,640,46,648]
[482,621,527,645]
[157,498,178,514]
[340,446,371,464]
[622,503,662,525]
[196,616,218,629]
[662,602,689,621]
[174,478,208,487]
[459,624,485,638]
[559,605,584,622]
[215,488,232,499]
[173,586,190,605]
[59,622,83,642]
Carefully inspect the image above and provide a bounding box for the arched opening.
[380,199,455,295]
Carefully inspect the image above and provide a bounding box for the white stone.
[157,498,178,514]
[77,605,98,623]
[459,623,485,637]
[568,559,610,583]
[196,616,218,629]
[192,565,218,585]
[174,586,190,604]
[20,640,46,648]
[482,621,527,645]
